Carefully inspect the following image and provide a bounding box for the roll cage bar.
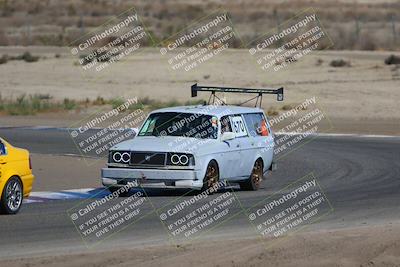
[191,83,284,108]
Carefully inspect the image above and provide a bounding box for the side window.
[243,113,269,137]
[229,115,248,137]
[220,116,232,134]
[0,141,6,155]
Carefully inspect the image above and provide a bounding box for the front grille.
[130,152,166,166]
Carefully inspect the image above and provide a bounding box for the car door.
[228,114,254,178]
[219,115,242,180]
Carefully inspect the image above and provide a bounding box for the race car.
[101,84,283,195]
[0,138,35,214]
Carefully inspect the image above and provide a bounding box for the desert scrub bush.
[330,59,351,67]
[281,103,307,111]
[127,97,159,110]
[138,96,155,106]
[92,96,106,105]
[267,107,279,116]
[63,98,77,110]
[0,55,8,64]
[384,55,400,65]
[20,52,40,62]
[8,52,40,63]
[281,104,295,111]
[109,98,126,109]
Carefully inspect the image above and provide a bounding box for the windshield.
[138,112,218,139]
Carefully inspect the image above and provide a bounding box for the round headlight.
[121,152,131,163]
[171,154,180,165]
[179,155,189,165]
[112,152,122,163]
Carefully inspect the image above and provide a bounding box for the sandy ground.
[2,222,399,267]
[0,47,399,135]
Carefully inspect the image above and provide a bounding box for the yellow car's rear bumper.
[21,173,35,197]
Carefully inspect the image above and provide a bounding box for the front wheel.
[0,176,23,215]
[201,161,219,193]
[239,160,263,191]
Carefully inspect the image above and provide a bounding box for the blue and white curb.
[23,185,237,203]
[24,188,110,203]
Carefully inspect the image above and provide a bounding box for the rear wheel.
[0,176,23,215]
[108,186,131,197]
[239,159,263,191]
[201,161,219,193]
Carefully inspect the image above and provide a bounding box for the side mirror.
[221,132,236,141]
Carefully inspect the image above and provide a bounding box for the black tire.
[108,186,131,197]
[201,160,219,193]
[239,159,263,191]
[0,176,23,215]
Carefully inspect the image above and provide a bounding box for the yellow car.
[0,138,35,214]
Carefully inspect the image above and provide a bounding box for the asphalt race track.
[0,127,399,258]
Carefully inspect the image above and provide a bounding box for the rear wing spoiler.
[191,83,284,107]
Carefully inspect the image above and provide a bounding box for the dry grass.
[0,93,205,115]
[0,94,76,115]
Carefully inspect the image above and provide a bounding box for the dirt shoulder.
[2,222,399,267]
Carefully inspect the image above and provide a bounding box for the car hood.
[111,136,218,154]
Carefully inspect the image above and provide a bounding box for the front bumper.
[101,168,203,189]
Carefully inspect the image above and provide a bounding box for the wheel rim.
[6,180,22,212]
[205,164,218,189]
[251,161,263,188]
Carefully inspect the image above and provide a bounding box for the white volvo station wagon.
[101,84,283,195]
